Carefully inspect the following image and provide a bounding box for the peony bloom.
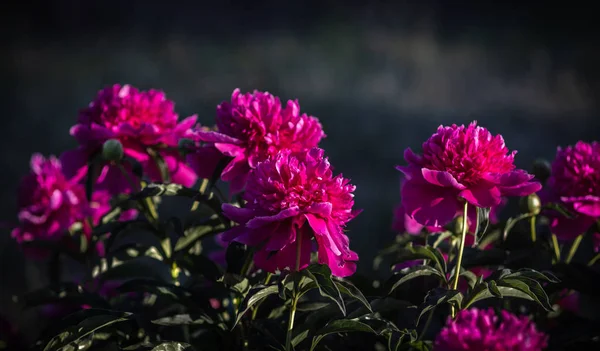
[12,155,96,257]
[540,141,600,241]
[189,89,325,194]
[219,148,359,277]
[61,84,197,195]
[434,308,548,351]
[398,121,540,228]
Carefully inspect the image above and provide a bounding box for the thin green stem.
[285,231,303,351]
[566,234,583,264]
[587,253,600,266]
[190,178,209,211]
[551,234,561,263]
[418,306,436,341]
[450,201,469,318]
[530,216,537,243]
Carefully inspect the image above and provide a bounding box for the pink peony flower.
[219,148,359,277]
[397,121,540,228]
[540,141,600,241]
[189,89,325,194]
[12,154,94,257]
[434,308,548,351]
[61,84,197,195]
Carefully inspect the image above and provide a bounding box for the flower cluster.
[541,141,600,241]
[434,308,548,351]
[398,122,540,227]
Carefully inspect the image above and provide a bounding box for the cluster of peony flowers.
[540,141,600,241]
[434,308,548,351]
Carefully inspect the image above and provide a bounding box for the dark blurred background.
[1,0,599,340]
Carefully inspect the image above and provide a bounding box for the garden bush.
[2,85,600,351]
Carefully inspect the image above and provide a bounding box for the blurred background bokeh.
[1,0,598,340]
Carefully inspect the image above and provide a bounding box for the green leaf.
[151,314,214,326]
[474,207,491,246]
[310,319,378,351]
[147,148,171,183]
[174,225,223,253]
[219,273,250,295]
[387,265,445,294]
[542,203,576,219]
[43,313,131,351]
[462,281,537,309]
[432,231,453,249]
[417,288,462,324]
[94,256,172,283]
[460,270,478,290]
[402,340,433,351]
[503,213,533,240]
[497,278,553,311]
[334,279,372,312]
[305,265,346,315]
[176,253,223,282]
[393,245,447,276]
[387,329,418,351]
[488,280,502,297]
[291,329,310,348]
[501,268,560,283]
[20,283,107,309]
[150,342,194,351]
[233,284,279,327]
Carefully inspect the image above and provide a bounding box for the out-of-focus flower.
[397,121,540,228]
[11,154,93,257]
[219,148,359,277]
[189,89,325,193]
[556,289,579,314]
[61,84,197,195]
[434,308,548,351]
[540,141,600,241]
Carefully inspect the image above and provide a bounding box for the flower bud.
[454,215,465,234]
[531,158,551,183]
[102,139,124,162]
[520,193,542,215]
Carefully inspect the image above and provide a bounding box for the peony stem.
[190,178,209,211]
[551,234,561,262]
[451,201,469,318]
[530,216,537,243]
[587,253,600,266]
[285,232,303,351]
[565,234,583,264]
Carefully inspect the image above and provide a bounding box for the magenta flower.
[219,148,359,277]
[12,155,93,257]
[189,89,325,194]
[540,141,600,241]
[397,122,540,228]
[61,84,197,195]
[434,308,548,351]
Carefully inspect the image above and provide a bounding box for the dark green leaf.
[502,269,560,283]
[460,270,478,290]
[176,253,223,282]
[402,340,433,351]
[233,284,279,327]
[306,265,346,315]
[474,207,491,246]
[417,288,462,324]
[388,265,445,294]
[543,203,576,219]
[462,281,536,309]
[488,280,502,297]
[497,278,553,311]
[148,148,171,183]
[219,273,250,295]
[393,245,446,276]
[174,225,223,253]
[387,329,417,351]
[94,256,172,283]
[21,283,107,309]
[151,314,214,326]
[334,279,372,312]
[310,319,378,351]
[225,242,251,275]
[150,342,194,351]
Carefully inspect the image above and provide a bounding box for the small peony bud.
[531,158,551,183]
[102,139,124,162]
[520,193,542,215]
[454,215,465,234]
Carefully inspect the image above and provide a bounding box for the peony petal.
[246,207,301,228]
[215,143,245,157]
[186,146,224,179]
[305,214,341,256]
[194,130,242,144]
[422,169,466,189]
[495,170,541,197]
[264,220,296,251]
[222,204,255,225]
[49,190,63,210]
[254,229,312,273]
[315,233,358,278]
[403,148,422,164]
[306,202,333,217]
[401,180,461,227]
[60,148,90,183]
[221,154,250,183]
[459,185,502,208]
[560,195,600,217]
